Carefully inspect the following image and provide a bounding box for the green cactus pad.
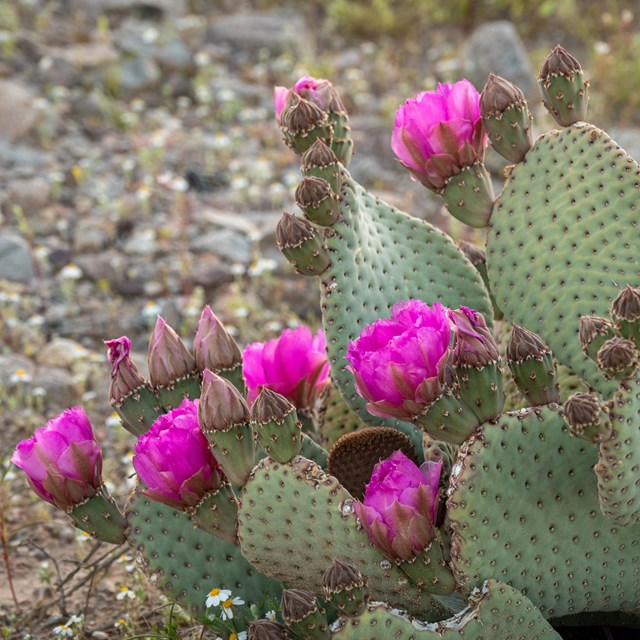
[331,579,560,639]
[237,455,450,620]
[125,492,281,615]
[486,124,640,394]
[596,375,640,525]
[320,170,493,428]
[447,405,640,618]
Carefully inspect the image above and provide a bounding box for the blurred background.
[0,0,638,637]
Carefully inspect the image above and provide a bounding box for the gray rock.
[4,176,51,217]
[0,80,40,142]
[113,56,161,98]
[74,218,115,253]
[70,0,186,18]
[0,233,35,283]
[0,139,50,173]
[32,366,80,410]
[36,338,90,369]
[190,228,252,264]
[462,21,536,100]
[206,11,312,58]
[122,228,158,255]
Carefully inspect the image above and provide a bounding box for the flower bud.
[322,560,368,616]
[579,315,616,361]
[596,337,639,379]
[538,45,589,126]
[563,391,611,442]
[301,138,342,193]
[199,369,249,433]
[611,285,640,345]
[281,589,329,640]
[295,176,339,227]
[506,324,560,406]
[448,307,504,422]
[480,73,532,163]
[276,212,330,276]
[280,92,333,156]
[248,620,289,640]
[105,336,160,436]
[147,316,196,388]
[193,306,242,373]
[199,370,255,486]
[250,388,302,463]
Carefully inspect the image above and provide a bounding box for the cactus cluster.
[12,46,640,638]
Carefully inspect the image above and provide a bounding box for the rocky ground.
[1,0,639,638]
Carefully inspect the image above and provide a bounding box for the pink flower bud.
[391,80,488,191]
[274,75,345,124]
[274,86,290,123]
[104,335,146,404]
[133,399,224,510]
[448,306,499,368]
[242,326,330,408]
[345,300,451,420]
[355,451,442,561]
[193,306,242,373]
[147,316,196,387]
[11,407,103,511]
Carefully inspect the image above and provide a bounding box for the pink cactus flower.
[11,407,103,511]
[354,451,442,561]
[133,399,224,511]
[242,326,330,408]
[391,80,488,191]
[346,300,452,420]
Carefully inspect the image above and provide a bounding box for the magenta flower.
[104,335,146,404]
[242,326,330,408]
[133,399,224,511]
[11,407,103,511]
[355,451,442,561]
[391,80,488,191]
[346,300,452,420]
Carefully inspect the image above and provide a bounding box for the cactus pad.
[331,579,560,639]
[237,455,449,619]
[125,492,281,615]
[486,124,640,393]
[320,170,493,426]
[447,405,640,618]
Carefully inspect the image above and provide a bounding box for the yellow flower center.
[223,600,233,609]
[15,369,27,378]
[230,634,237,640]
[209,588,220,596]
[120,587,129,592]
[118,619,125,625]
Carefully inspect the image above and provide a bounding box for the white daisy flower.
[220,596,245,620]
[230,632,247,640]
[116,586,136,600]
[265,610,277,621]
[52,625,73,637]
[205,587,231,608]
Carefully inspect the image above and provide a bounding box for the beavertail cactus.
[11,43,640,639]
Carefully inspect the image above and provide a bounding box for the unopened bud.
[276,212,330,276]
[280,589,328,639]
[538,45,589,126]
[322,559,368,616]
[105,336,146,404]
[506,324,559,406]
[280,93,333,155]
[480,74,532,163]
[199,369,249,432]
[579,315,616,361]
[563,391,611,442]
[596,337,638,379]
[301,138,342,193]
[295,176,339,226]
[147,316,196,388]
[193,306,242,373]
[250,388,302,463]
[248,619,289,640]
[611,285,640,344]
